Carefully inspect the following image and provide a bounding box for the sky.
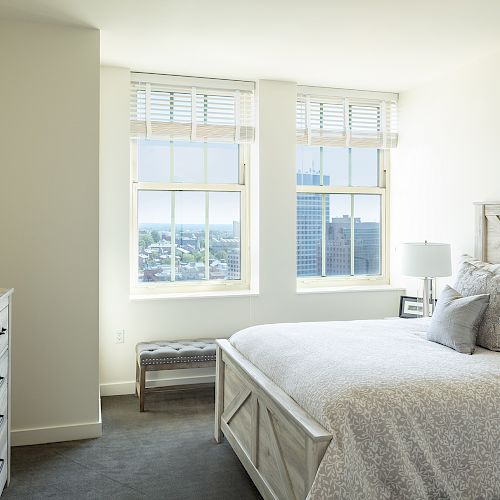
[138,190,240,225]
[137,140,240,225]
[137,140,381,224]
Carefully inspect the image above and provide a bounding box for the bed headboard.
[474,202,500,264]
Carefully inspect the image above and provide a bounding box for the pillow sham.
[428,285,489,354]
[454,255,500,351]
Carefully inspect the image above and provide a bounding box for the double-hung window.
[296,86,398,287]
[130,74,255,295]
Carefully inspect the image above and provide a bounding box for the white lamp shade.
[401,242,452,277]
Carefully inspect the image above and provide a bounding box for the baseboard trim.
[100,374,216,397]
[12,419,102,447]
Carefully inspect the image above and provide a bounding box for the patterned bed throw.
[230,317,500,500]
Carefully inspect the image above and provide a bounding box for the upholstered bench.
[135,339,216,411]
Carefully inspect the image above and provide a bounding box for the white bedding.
[229,318,500,500]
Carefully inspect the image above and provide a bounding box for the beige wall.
[100,68,403,395]
[391,52,500,294]
[0,21,100,444]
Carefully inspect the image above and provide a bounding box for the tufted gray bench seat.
[135,339,216,411]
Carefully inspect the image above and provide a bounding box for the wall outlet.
[115,329,125,344]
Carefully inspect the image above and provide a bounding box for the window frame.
[130,139,251,296]
[296,147,390,290]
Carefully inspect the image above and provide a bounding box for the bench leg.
[139,366,146,412]
[135,362,139,397]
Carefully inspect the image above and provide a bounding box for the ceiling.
[1,0,500,92]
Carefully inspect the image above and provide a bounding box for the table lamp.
[401,241,452,317]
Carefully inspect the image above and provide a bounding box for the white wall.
[0,21,101,445]
[100,68,402,394]
[1,19,496,445]
[391,52,500,295]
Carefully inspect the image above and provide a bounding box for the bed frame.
[474,202,500,263]
[215,202,500,500]
[214,340,331,500]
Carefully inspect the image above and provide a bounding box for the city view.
[138,221,241,282]
[137,185,381,283]
[297,172,381,278]
[137,184,381,283]
[136,140,243,283]
[136,141,381,283]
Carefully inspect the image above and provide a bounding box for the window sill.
[130,288,259,301]
[297,285,405,295]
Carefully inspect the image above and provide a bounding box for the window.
[130,74,254,294]
[296,87,398,287]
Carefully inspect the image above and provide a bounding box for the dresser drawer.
[0,308,7,355]
[0,410,8,488]
[0,425,7,494]
[0,413,6,455]
[0,454,6,494]
[0,381,6,423]
[0,351,8,383]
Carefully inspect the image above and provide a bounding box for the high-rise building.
[323,215,351,276]
[296,172,330,276]
[353,220,380,275]
[322,216,381,276]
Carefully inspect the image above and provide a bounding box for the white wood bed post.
[474,202,500,264]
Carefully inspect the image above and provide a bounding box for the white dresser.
[0,289,12,495]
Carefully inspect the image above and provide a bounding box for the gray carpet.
[3,389,261,499]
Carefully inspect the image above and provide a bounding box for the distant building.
[296,172,330,276]
[227,253,240,280]
[233,221,240,239]
[209,259,227,280]
[322,216,380,276]
[353,219,380,275]
[323,215,351,276]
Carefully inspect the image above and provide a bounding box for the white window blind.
[296,86,398,149]
[130,73,255,143]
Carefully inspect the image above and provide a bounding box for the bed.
[214,202,500,500]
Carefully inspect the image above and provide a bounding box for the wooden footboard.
[214,339,332,500]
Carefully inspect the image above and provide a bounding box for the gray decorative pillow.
[428,285,489,354]
[454,255,500,351]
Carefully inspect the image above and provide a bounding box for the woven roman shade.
[130,73,255,143]
[297,86,398,149]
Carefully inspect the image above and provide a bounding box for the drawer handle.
[0,329,6,336]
